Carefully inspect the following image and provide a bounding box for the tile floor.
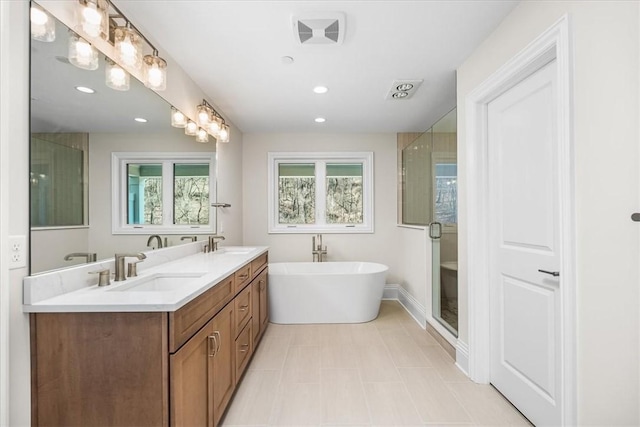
[221,300,531,427]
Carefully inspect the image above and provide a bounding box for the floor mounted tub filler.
[268,262,389,324]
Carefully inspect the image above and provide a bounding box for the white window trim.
[268,151,374,234]
[112,152,217,235]
[431,152,458,233]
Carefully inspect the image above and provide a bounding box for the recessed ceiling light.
[134,117,148,123]
[281,56,294,64]
[396,83,414,91]
[313,86,328,94]
[75,86,95,94]
[315,117,326,123]
[392,91,409,99]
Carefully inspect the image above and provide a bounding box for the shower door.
[430,109,458,336]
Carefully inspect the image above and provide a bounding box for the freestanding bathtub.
[268,262,389,324]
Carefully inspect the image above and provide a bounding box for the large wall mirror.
[30,10,217,274]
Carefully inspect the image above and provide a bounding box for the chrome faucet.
[181,236,197,242]
[312,234,327,262]
[114,253,146,281]
[64,252,97,263]
[207,235,226,252]
[146,235,163,249]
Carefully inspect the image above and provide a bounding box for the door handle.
[429,222,442,239]
[538,269,560,277]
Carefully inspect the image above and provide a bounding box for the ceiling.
[117,1,519,134]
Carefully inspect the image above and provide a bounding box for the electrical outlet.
[8,235,27,269]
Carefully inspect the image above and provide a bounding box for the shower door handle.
[429,222,442,239]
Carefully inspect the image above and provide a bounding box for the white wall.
[242,133,402,284]
[2,2,31,425]
[457,1,639,424]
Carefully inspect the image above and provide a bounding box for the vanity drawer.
[234,284,252,337]
[235,322,253,383]
[169,275,234,353]
[251,252,268,278]
[234,264,251,293]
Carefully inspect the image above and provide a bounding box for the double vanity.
[24,244,269,427]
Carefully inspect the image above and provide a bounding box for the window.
[268,152,373,233]
[112,152,216,234]
[432,153,457,231]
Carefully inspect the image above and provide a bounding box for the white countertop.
[23,246,268,313]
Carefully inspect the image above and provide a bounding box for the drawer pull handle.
[214,331,221,353]
[239,304,249,312]
[208,335,216,357]
[238,274,249,280]
[240,343,249,353]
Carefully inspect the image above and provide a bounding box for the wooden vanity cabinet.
[170,302,234,427]
[30,252,269,427]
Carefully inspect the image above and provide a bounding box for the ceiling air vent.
[292,13,345,45]
[385,79,423,100]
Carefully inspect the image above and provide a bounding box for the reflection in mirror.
[30,11,216,274]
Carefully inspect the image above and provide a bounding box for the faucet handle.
[127,260,142,278]
[89,269,111,287]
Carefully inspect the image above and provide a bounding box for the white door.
[487,59,562,426]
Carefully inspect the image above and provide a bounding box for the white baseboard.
[456,340,470,375]
[384,284,426,327]
[382,284,399,300]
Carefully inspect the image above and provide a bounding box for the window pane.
[174,164,210,225]
[278,163,315,224]
[326,163,363,224]
[127,163,162,225]
[434,163,457,224]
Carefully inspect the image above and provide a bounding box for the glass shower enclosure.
[402,108,458,336]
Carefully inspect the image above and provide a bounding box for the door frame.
[465,15,576,425]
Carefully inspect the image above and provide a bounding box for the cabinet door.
[251,278,261,344]
[258,270,269,332]
[171,319,215,427]
[212,303,235,426]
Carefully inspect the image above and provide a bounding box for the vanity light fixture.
[193,99,230,143]
[105,57,129,91]
[171,107,187,128]
[218,124,230,143]
[76,0,108,40]
[185,120,198,136]
[30,4,56,42]
[114,24,142,70]
[197,103,211,127]
[208,115,222,137]
[196,127,209,143]
[68,31,98,70]
[78,0,169,91]
[143,51,167,91]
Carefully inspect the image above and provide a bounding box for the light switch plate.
[8,235,27,269]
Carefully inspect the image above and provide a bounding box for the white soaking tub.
[268,262,388,324]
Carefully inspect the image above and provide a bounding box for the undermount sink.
[108,272,207,292]
[214,247,256,255]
